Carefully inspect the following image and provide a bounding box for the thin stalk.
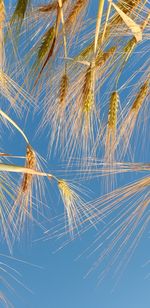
[101,0,112,44]
[0,163,58,181]
[0,109,29,144]
[94,0,105,55]
[0,153,26,158]
[58,0,67,58]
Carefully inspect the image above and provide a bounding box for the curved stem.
[0,109,29,144]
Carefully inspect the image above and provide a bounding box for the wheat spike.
[104,91,119,164]
[95,46,116,68]
[38,0,67,13]
[58,179,95,235]
[65,0,88,29]
[80,64,95,155]
[38,1,58,12]
[108,91,119,130]
[82,66,94,114]
[123,36,137,61]
[131,81,149,111]
[58,179,81,232]
[8,145,37,237]
[10,0,29,33]
[21,145,36,193]
[63,64,97,159]
[59,73,69,106]
[37,26,55,63]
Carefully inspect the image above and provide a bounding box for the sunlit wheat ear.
[38,1,58,13]
[0,0,5,70]
[116,80,149,160]
[38,0,67,13]
[123,36,137,62]
[58,179,80,234]
[32,25,55,76]
[51,72,69,149]
[59,72,69,104]
[104,91,119,163]
[65,0,88,32]
[95,46,116,70]
[57,179,92,235]
[40,67,69,156]
[64,64,98,160]
[66,64,96,159]
[33,7,61,85]
[9,145,37,237]
[10,0,30,34]
[80,64,95,155]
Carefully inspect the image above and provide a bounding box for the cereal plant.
[0,0,149,306]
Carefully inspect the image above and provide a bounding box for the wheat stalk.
[94,0,105,55]
[0,109,29,143]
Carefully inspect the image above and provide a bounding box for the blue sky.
[1,0,150,307]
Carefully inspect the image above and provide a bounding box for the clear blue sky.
[1,0,150,307]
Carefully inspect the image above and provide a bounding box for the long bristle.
[116,80,149,159]
[38,0,67,13]
[0,0,5,69]
[65,0,88,29]
[82,176,150,280]
[58,179,82,232]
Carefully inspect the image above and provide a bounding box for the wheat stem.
[0,109,29,144]
[58,0,67,58]
[101,0,112,44]
[0,163,57,180]
[94,0,105,55]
